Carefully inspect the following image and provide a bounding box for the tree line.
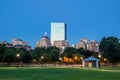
[0,36,120,64]
[0,44,97,64]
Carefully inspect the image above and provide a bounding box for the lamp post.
[59,57,62,66]
[98,54,102,69]
[81,57,83,60]
[41,56,44,67]
[59,57,62,62]
[16,53,20,68]
[81,57,83,67]
[41,56,44,59]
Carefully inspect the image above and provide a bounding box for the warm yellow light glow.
[33,59,36,62]
[16,53,20,58]
[63,56,69,62]
[81,57,83,60]
[59,57,62,61]
[41,56,44,59]
[103,58,107,61]
[98,54,101,58]
[69,58,72,62]
[74,56,78,60]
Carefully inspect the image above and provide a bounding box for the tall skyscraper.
[51,22,66,45]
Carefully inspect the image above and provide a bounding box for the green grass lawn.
[0,67,120,80]
[102,66,120,70]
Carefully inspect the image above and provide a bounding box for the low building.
[0,41,13,47]
[12,38,27,46]
[82,56,99,68]
[12,38,32,50]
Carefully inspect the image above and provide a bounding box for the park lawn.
[0,67,120,80]
[102,66,120,70]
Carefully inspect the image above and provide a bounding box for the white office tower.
[51,22,66,45]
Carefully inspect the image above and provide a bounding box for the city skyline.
[0,0,120,48]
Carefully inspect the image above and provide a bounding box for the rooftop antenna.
[44,32,47,36]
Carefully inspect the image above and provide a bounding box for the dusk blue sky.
[0,0,120,48]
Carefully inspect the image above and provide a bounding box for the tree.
[92,52,99,58]
[63,47,78,58]
[22,51,33,63]
[41,53,50,63]
[0,44,6,62]
[34,47,47,63]
[77,48,85,54]
[83,50,93,58]
[77,48,93,58]
[3,47,16,63]
[47,46,60,62]
[15,48,27,63]
[99,36,120,64]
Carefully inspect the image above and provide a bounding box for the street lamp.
[41,56,44,59]
[41,56,44,67]
[16,53,20,58]
[16,53,20,68]
[74,56,77,60]
[81,57,83,67]
[59,57,62,66]
[33,59,36,64]
[98,54,102,69]
[59,57,62,61]
[81,57,83,60]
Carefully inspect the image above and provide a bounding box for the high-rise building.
[87,40,99,52]
[76,38,87,50]
[36,32,51,48]
[51,22,66,45]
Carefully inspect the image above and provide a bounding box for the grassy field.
[0,67,120,80]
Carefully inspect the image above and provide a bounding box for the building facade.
[53,40,69,54]
[76,38,99,52]
[76,38,87,50]
[12,38,27,46]
[53,40,69,48]
[36,32,51,48]
[11,38,32,50]
[87,40,99,52]
[51,22,66,45]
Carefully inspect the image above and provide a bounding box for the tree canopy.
[63,47,78,58]
[99,36,120,63]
